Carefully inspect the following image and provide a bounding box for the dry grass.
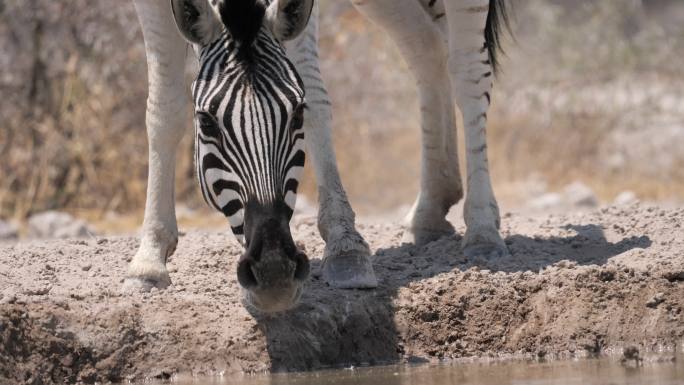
[487,113,684,204]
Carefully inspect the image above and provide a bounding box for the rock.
[24,286,52,296]
[28,211,95,239]
[662,271,684,282]
[620,346,642,366]
[60,354,74,368]
[598,268,616,282]
[563,182,598,207]
[524,173,549,197]
[613,191,638,205]
[294,195,317,217]
[104,211,121,221]
[175,204,196,220]
[646,292,665,308]
[0,219,19,240]
[526,181,598,211]
[527,193,564,210]
[0,290,17,304]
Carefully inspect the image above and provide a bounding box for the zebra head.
[171,0,313,312]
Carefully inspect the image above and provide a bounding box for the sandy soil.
[1,203,683,384]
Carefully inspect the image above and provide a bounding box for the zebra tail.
[485,0,512,74]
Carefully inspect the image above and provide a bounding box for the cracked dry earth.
[1,203,683,384]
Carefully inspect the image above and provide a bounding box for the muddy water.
[170,357,684,385]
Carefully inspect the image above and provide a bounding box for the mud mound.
[1,204,683,384]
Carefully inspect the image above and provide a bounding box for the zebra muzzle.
[237,249,309,289]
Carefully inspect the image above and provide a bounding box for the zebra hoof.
[463,225,508,260]
[402,226,455,246]
[463,242,508,260]
[322,251,378,289]
[121,275,171,293]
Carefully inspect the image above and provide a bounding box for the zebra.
[125,0,509,313]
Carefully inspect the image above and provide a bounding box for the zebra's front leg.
[286,4,377,289]
[444,0,507,258]
[123,0,188,291]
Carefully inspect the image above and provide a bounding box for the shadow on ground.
[255,222,652,372]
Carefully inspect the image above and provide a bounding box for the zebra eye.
[289,104,305,134]
[196,111,220,137]
[196,111,217,126]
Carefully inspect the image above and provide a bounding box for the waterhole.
[168,355,683,385]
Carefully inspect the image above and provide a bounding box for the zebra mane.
[218,0,266,51]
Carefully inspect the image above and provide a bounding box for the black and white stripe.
[192,28,306,243]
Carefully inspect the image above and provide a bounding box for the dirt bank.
[1,203,683,384]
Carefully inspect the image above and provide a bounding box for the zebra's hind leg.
[123,0,188,291]
[443,0,507,258]
[352,0,463,246]
[286,3,377,289]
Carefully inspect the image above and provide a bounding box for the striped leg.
[285,3,378,289]
[352,0,464,246]
[443,0,507,258]
[123,0,188,291]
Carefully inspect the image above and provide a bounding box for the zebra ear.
[170,0,221,45]
[265,0,314,41]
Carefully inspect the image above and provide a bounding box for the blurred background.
[1,0,683,237]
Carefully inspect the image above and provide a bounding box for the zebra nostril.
[293,251,310,281]
[237,258,258,288]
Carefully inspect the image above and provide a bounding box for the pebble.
[60,354,74,368]
[646,293,665,308]
[563,182,599,207]
[0,219,19,240]
[0,293,17,304]
[613,191,638,206]
[528,193,564,210]
[27,211,95,239]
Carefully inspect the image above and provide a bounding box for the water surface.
[171,356,683,385]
